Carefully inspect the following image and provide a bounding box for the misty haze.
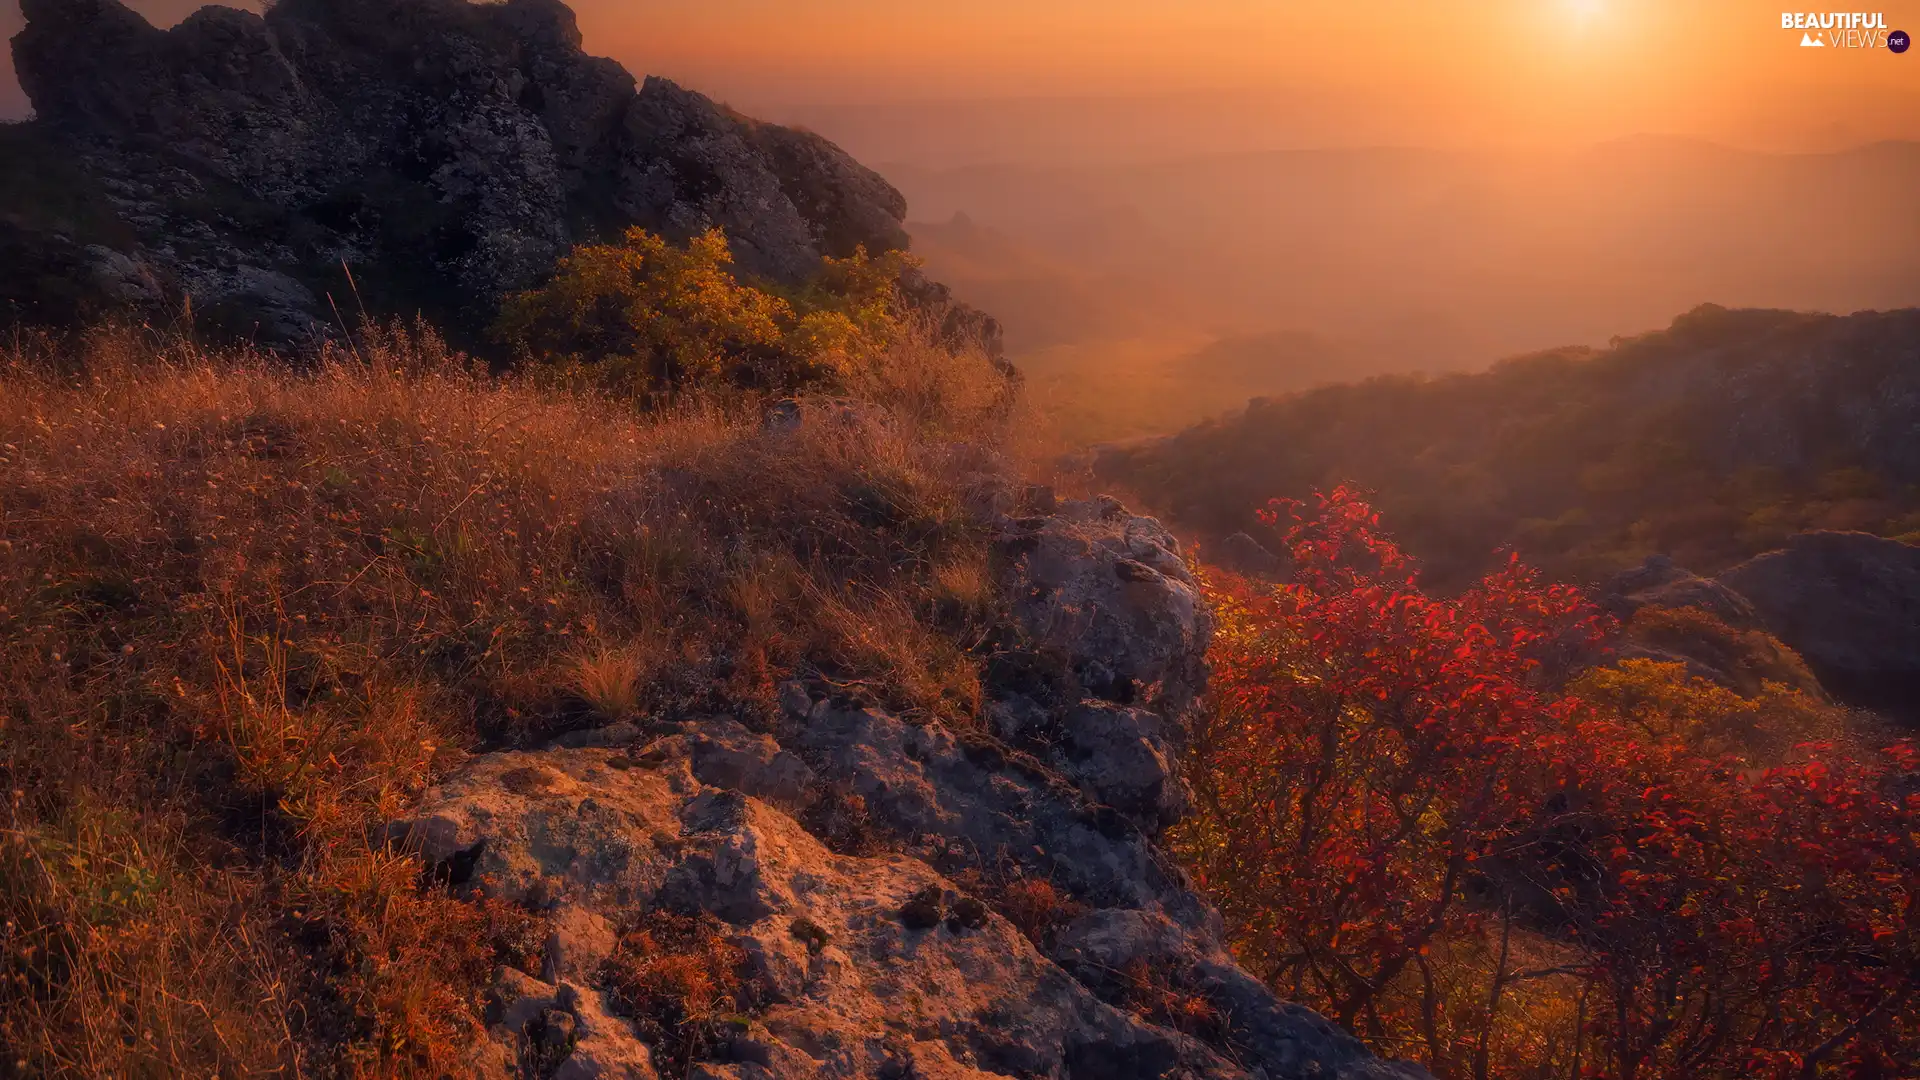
[4,2,1919,1079]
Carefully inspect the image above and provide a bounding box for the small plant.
[800,784,884,857]
[980,875,1086,952]
[599,909,758,1073]
[565,641,655,723]
[1118,958,1225,1042]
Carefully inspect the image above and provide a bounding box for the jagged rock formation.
[1719,531,1920,720]
[395,498,1429,1079]
[7,0,993,348]
[1600,534,1920,719]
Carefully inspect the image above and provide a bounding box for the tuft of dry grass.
[1117,958,1226,1043]
[564,641,658,723]
[0,317,1015,1075]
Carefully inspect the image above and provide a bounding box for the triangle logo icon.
[1801,31,1825,45]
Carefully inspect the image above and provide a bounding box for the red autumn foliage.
[1179,485,1920,1079]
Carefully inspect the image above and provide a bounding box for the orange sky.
[4,0,1918,151]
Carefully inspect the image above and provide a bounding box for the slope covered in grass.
[0,321,1017,1074]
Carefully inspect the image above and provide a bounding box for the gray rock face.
[1212,532,1286,579]
[8,0,920,341]
[998,496,1210,716]
[392,500,1428,1079]
[1602,553,1759,628]
[1719,531,1920,719]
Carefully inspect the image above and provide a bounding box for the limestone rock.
[478,967,659,1079]
[998,496,1211,715]
[1212,531,1286,578]
[406,709,1420,1079]
[554,982,661,1080]
[1600,553,1826,698]
[1056,702,1189,833]
[387,500,1428,1080]
[389,495,1436,1068]
[1602,554,1758,627]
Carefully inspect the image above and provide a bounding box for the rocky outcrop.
[394,499,1429,1079]
[1718,531,1920,719]
[1599,554,1826,699]
[1602,554,1758,628]
[1211,532,1286,579]
[6,0,974,345]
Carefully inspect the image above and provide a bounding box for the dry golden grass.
[564,641,657,723]
[0,318,1015,1076]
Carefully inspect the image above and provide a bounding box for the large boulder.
[7,0,920,342]
[396,709,1422,1079]
[1597,554,1825,698]
[997,496,1210,716]
[1718,531,1920,719]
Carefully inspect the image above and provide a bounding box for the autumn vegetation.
[1178,486,1919,1078]
[3,223,1915,1080]
[0,229,1016,1075]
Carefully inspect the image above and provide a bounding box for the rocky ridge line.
[1604,531,1920,720]
[7,0,996,351]
[397,495,1430,1079]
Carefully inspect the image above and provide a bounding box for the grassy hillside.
[1100,305,1920,588]
[0,321,1016,1074]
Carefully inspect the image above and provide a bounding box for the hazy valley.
[3,3,1918,1079]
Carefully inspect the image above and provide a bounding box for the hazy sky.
[3,0,1919,155]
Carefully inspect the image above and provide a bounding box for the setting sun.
[1563,0,1607,24]
[3,2,1919,1078]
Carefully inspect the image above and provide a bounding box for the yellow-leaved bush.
[494,226,915,403]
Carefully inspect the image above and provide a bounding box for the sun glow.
[1564,0,1607,27]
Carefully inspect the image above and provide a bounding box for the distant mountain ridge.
[1098,305,1920,589]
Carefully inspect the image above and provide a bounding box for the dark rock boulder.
[7,0,925,344]
[997,495,1210,716]
[1212,531,1285,578]
[1600,554,1826,698]
[1718,531,1920,720]
[1601,553,1759,628]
